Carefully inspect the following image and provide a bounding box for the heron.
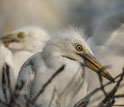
[0,26,50,80]
[16,29,114,107]
[87,10,124,105]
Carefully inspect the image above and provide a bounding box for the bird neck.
[42,50,64,69]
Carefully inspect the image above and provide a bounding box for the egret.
[0,26,50,80]
[87,10,124,105]
[16,29,114,107]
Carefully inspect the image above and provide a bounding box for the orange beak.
[81,53,114,82]
[0,34,20,47]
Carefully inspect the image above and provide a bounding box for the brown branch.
[97,67,108,97]
[99,68,124,106]
[74,70,123,107]
[114,94,124,98]
[113,105,124,107]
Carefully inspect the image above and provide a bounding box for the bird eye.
[76,45,83,51]
[17,32,25,39]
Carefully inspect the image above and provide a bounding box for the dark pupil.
[77,46,82,50]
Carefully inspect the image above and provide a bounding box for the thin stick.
[97,68,107,96]
[48,88,56,107]
[99,69,124,106]
[114,94,124,98]
[74,71,123,107]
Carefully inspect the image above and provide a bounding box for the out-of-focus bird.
[0,26,50,79]
[0,42,15,105]
[16,29,114,107]
[0,0,116,36]
[0,0,68,35]
[87,10,124,105]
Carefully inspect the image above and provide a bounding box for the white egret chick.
[16,30,114,107]
[87,10,124,105]
[0,26,50,79]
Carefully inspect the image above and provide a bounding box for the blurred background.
[0,0,124,36]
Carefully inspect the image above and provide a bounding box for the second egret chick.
[0,26,50,79]
[16,29,113,107]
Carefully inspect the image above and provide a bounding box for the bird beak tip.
[81,53,114,82]
[101,69,115,83]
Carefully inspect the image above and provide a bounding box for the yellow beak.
[0,34,20,47]
[81,53,114,82]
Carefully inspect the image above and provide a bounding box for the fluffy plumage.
[16,30,113,107]
[0,26,50,79]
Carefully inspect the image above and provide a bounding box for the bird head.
[44,29,114,82]
[0,26,49,52]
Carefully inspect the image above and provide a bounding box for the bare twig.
[59,65,82,99]
[99,68,124,106]
[74,70,123,107]
[114,94,124,98]
[97,67,108,97]
[10,100,23,107]
[48,88,56,107]
[113,105,124,107]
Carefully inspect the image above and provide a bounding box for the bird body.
[17,32,87,107]
[16,30,113,107]
[20,52,87,107]
[0,26,50,80]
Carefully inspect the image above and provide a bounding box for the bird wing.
[16,59,35,105]
[15,52,45,106]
